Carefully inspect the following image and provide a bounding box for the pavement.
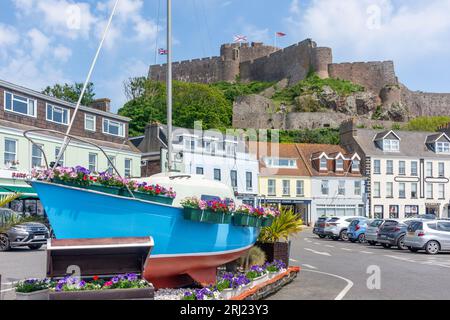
[2,229,450,300]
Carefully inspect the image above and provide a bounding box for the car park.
[377,219,417,250]
[366,219,385,246]
[323,216,367,241]
[346,218,370,243]
[405,220,450,255]
[313,217,331,239]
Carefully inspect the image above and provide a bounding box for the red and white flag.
[234,35,248,43]
[158,48,168,55]
[276,32,287,37]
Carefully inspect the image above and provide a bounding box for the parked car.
[0,209,50,251]
[365,219,385,246]
[324,216,367,241]
[405,220,450,255]
[347,218,370,243]
[313,217,332,239]
[377,219,417,250]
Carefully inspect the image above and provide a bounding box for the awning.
[0,185,38,199]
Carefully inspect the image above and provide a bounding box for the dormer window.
[352,160,360,172]
[265,157,297,168]
[383,139,400,152]
[436,142,450,154]
[320,157,328,171]
[336,159,344,171]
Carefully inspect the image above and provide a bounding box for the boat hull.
[32,181,259,288]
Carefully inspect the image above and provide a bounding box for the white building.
[341,122,450,219]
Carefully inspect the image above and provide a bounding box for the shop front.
[261,198,312,225]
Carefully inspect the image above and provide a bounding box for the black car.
[313,217,330,238]
[377,219,416,250]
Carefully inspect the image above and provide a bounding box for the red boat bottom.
[144,248,250,289]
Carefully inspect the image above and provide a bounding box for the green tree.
[404,116,450,132]
[42,82,96,106]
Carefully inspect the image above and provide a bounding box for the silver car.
[366,219,385,246]
[404,220,450,254]
[323,216,367,241]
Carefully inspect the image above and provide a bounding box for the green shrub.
[404,116,450,132]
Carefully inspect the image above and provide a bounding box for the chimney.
[144,122,165,153]
[90,98,111,112]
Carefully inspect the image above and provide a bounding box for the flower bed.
[264,260,287,279]
[246,265,268,288]
[181,197,233,225]
[232,205,280,228]
[15,278,51,301]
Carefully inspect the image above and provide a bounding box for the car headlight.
[11,226,29,233]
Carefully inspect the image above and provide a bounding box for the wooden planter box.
[183,208,232,225]
[256,241,291,267]
[133,192,174,205]
[233,214,261,227]
[88,184,125,196]
[49,286,154,301]
[16,289,50,301]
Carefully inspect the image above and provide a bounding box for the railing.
[23,129,135,198]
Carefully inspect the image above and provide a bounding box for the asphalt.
[2,229,450,300]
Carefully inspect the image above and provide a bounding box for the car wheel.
[425,241,440,255]
[0,234,11,251]
[28,244,43,250]
[408,247,419,253]
[358,234,366,244]
[332,236,340,241]
[397,235,408,250]
[340,230,349,241]
[381,243,391,249]
[318,235,326,239]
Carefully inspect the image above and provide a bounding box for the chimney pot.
[90,98,111,112]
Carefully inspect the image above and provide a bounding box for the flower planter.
[133,192,174,205]
[249,274,269,288]
[49,286,154,301]
[183,208,232,225]
[15,289,50,301]
[53,179,88,189]
[262,217,275,227]
[233,214,263,227]
[267,271,280,280]
[236,283,252,296]
[88,184,124,196]
[219,288,237,300]
[257,241,291,268]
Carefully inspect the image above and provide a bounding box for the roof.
[353,129,450,159]
[297,144,363,178]
[0,119,141,154]
[0,79,130,122]
[248,142,312,177]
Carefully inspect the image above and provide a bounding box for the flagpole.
[167,0,173,172]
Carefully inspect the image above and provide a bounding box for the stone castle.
[148,39,450,130]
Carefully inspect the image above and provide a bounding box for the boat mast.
[167,0,173,172]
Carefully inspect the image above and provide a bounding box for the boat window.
[201,195,221,202]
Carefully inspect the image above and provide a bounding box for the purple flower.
[112,276,120,284]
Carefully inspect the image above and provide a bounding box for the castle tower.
[312,47,332,79]
[220,44,241,82]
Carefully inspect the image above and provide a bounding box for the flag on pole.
[234,35,248,43]
[158,48,168,55]
[276,32,287,37]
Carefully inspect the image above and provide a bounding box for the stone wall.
[401,87,450,117]
[328,61,398,95]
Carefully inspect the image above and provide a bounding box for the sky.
[1,0,450,113]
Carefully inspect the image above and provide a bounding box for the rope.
[154,0,162,65]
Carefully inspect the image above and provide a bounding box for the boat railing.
[23,129,135,199]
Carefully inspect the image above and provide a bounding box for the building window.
[405,205,419,218]
[321,180,329,195]
[184,137,195,152]
[374,205,384,219]
[196,167,204,175]
[399,183,406,199]
[383,139,400,152]
[320,157,328,171]
[103,119,125,137]
[226,144,236,157]
[125,159,132,178]
[85,114,96,132]
[246,172,253,192]
[268,179,276,196]
[436,142,450,154]
[4,138,17,166]
[230,170,238,189]
[214,169,221,181]
[411,183,418,199]
[426,162,433,177]
[282,180,290,196]
[386,182,393,198]
[4,92,36,117]
[373,182,381,198]
[426,183,433,199]
[374,160,381,174]
[386,160,394,175]
[107,155,116,175]
[296,180,304,197]
[265,158,297,168]
[336,159,344,171]
[89,153,97,173]
[31,144,43,169]
[411,161,418,176]
[439,184,445,199]
[338,180,345,196]
[54,147,65,167]
[439,162,445,177]
[399,161,406,176]
[354,181,362,196]
[46,104,69,125]
[352,160,360,172]
[389,205,399,219]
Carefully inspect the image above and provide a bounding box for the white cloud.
[0,24,19,47]
[53,45,73,62]
[27,28,51,57]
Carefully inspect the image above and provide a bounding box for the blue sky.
[1,0,450,112]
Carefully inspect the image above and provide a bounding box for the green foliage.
[272,73,364,105]
[404,116,450,132]
[258,208,303,243]
[42,83,96,105]
[391,123,402,130]
[211,81,273,104]
[372,106,383,120]
[277,128,340,145]
[238,246,267,271]
[119,80,232,136]
[372,124,385,130]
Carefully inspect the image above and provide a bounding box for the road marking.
[301,264,318,270]
[301,269,353,300]
[360,251,374,254]
[314,242,321,245]
[324,245,335,248]
[0,288,14,293]
[341,248,353,252]
[304,248,331,256]
[290,258,299,263]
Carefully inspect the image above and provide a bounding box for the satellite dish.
[175,152,184,160]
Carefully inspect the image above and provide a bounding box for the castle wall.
[328,61,398,95]
[401,88,450,117]
[239,39,317,85]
